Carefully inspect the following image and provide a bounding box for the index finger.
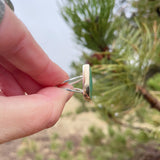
[0,5,68,86]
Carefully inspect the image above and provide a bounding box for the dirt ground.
[0,97,106,160]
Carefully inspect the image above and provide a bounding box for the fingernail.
[0,0,5,24]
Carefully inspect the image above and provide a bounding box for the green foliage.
[51,133,59,140]
[76,105,89,114]
[61,0,160,116]
[66,140,74,150]
[59,150,71,160]
[50,133,60,150]
[61,0,116,51]
[50,141,59,150]
[93,23,160,112]
[147,73,160,91]
[61,1,160,158]
[35,154,43,160]
[132,0,160,26]
[82,126,160,160]
[83,126,105,145]
[17,139,38,158]
[16,125,160,160]
[58,0,160,159]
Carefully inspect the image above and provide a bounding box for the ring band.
[59,64,92,101]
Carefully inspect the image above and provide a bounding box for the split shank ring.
[60,64,92,101]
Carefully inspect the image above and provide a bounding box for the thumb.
[0,85,73,143]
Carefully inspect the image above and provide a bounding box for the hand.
[0,5,73,143]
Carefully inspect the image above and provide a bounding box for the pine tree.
[131,0,160,26]
[61,0,160,159]
[61,0,116,52]
[61,0,160,117]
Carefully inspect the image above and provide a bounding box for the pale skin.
[0,5,73,143]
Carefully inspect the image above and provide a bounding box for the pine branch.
[137,85,160,111]
[61,0,116,51]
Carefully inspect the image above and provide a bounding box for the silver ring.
[60,64,92,101]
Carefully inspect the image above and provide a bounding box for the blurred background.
[1,0,160,160]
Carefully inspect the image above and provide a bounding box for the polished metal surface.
[59,64,92,101]
[82,64,91,101]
